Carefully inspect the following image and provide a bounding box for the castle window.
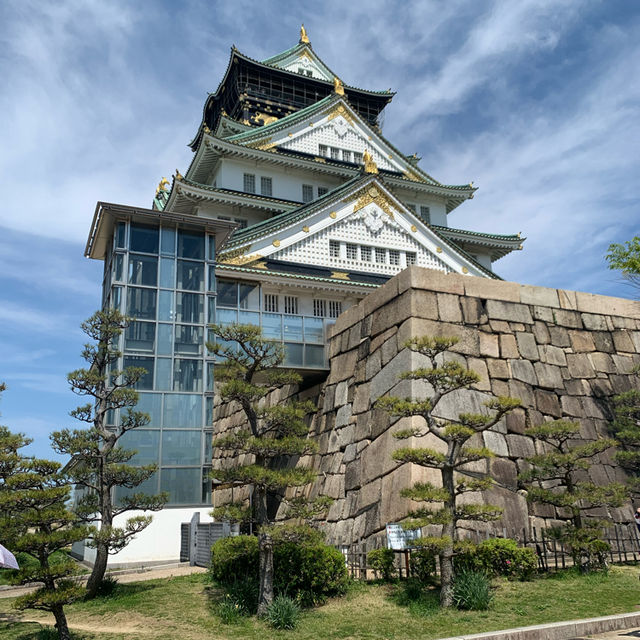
[318,144,328,156]
[361,246,372,262]
[346,243,358,260]
[389,249,400,265]
[329,240,340,258]
[342,150,352,163]
[284,295,298,315]
[243,173,256,194]
[406,251,417,266]
[313,299,326,317]
[328,301,342,318]
[264,294,279,313]
[302,184,313,202]
[330,147,340,160]
[261,177,272,197]
[297,68,304,74]
[353,152,363,164]
[306,70,313,77]
[318,187,328,197]
[234,218,248,229]
[420,206,431,224]
[375,247,386,264]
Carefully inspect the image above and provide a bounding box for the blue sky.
[1,0,639,460]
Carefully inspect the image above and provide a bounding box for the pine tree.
[51,310,167,598]
[609,369,640,496]
[376,336,520,607]
[208,323,328,616]
[519,419,627,571]
[0,398,89,640]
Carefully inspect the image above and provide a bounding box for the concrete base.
[440,611,640,640]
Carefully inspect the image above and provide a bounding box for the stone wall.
[211,267,640,545]
[309,267,640,544]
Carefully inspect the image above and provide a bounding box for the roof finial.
[155,177,170,195]
[174,169,183,181]
[363,150,378,174]
[333,76,345,95]
[300,24,310,44]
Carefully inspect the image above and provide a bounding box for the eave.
[434,225,525,261]
[85,202,237,261]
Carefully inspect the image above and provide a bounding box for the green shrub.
[368,548,396,582]
[409,548,437,584]
[265,594,300,629]
[275,540,349,606]
[209,532,349,608]
[453,570,493,610]
[455,538,537,580]
[210,535,259,585]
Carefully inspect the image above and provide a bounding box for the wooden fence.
[329,523,640,581]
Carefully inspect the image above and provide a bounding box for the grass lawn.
[0,566,638,640]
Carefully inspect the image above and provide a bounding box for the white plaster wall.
[72,507,213,567]
[216,159,342,202]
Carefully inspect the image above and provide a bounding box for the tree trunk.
[439,466,456,608]
[86,481,112,598]
[86,541,109,598]
[51,603,71,640]
[257,531,274,617]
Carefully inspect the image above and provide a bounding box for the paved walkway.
[577,629,640,639]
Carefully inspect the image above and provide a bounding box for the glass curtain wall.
[106,220,216,506]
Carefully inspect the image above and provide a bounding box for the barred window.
[361,245,372,262]
[318,186,328,197]
[302,184,314,202]
[406,203,416,213]
[406,251,417,266]
[375,248,386,263]
[261,177,272,197]
[342,150,352,163]
[329,300,342,318]
[264,294,279,312]
[330,147,340,160]
[313,299,326,317]
[234,218,248,229]
[329,240,340,258]
[346,243,358,260]
[284,296,298,315]
[353,152,363,164]
[389,249,400,265]
[318,144,328,157]
[243,173,256,193]
[306,70,313,77]
[420,206,431,224]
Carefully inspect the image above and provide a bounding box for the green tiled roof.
[433,225,523,243]
[221,175,364,251]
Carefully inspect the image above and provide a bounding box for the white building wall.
[215,158,342,203]
[72,507,214,568]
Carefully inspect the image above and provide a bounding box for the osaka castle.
[81,26,524,566]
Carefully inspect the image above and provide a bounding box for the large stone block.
[581,313,608,331]
[612,329,635,353]
[553,309,583,329]
[569,330,596,352]
[461,297,485,325]
[519,284,560,308]
[533,362,565,390]
[566,353,596,379]
[510,358,537,385]
[437,293,462,323]
[463,276,521,303]
[361,276,399,320]
[483,430,509,457]
[331,302,364,338]
[479,332,499,358]
[486,299,533,324]
[327,349,358,384]
[396,265,465,296]
[535,389,562,417]
[396,317,480,356]
[505,433,536,459]
[575,290,640,319]
[516,332,539,360]
[360,428,402,485]
[467,357,491,391]
[369,326,397,354]
[500,334,519,358]
[539,344,567,366]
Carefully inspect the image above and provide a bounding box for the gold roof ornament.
[174,169,183,181]
[333,76,345,95]
[299,24,310,44]
[363,150,378,174]
[155,177,170,195]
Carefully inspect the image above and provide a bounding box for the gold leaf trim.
[410,225,417,232]
[325,104,354,126]
[331,271,349,280]
[272,239,281,247]
[302,226,310,232]
[329,211,337,219]
[462,267,469,274]
[436,247,443,253]
[351,185,395,219]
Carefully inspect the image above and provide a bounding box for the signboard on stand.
[385,523,421,550]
